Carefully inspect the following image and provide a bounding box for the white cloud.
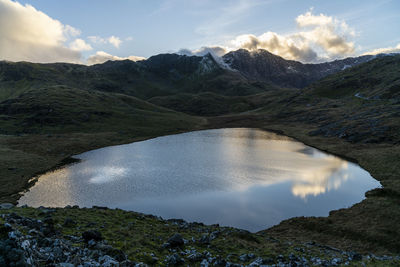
[363,43,400,55]
[88,35,123,48]
[0,0,81,63]
[296,10,333,27]
[229,10,356,62]
[69,38,93,51]
[108,36,122,48]
[231,32,319,62]
[177,46,229,57]
[64,25,81,38]
[88,36,106,44]
[87,51,145,65]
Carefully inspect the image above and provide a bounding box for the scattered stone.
[199,234,211,245]
[1,208,399,266]
[187,251,203,262]
[200,258,209,266]
[99,255,119,266]
[239,253,249,262]
[165,253,184,266]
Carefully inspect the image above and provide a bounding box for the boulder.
[167,233,184,247]
[82,230,103,243]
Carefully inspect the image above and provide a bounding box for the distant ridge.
[221,49,374,88]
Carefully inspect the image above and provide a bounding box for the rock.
[82,230,103,243]
[239,254,248,262]
[350,252,362,261]
[99,255,119,266]
[8,231,19,239]
[199,234,211,245]
[248,257,263,266]
[21,240,30,250]
[0,203,14,209]
[41,225,56,237]
[331,257,342,265]
[0,239,26,266]
[200,259,209,267]
[165,253,184,266]
[167,233,184,247]
[187,252,203,262]
[213,257,227,266]
[1,223,12,235]
[63,218,76,227]
[87,239,96,247]
[43,217,54,225]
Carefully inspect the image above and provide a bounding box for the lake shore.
[1,112,399,255]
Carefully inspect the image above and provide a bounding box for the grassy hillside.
[0,85,200,135]
[0,54,400,257]
[0,82,205,203]
[307,55,400,99]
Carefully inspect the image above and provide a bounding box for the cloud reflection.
[86,166,127,184]
[218,128,351,199]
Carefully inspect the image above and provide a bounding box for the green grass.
[307,55,400,99]
[0,55,400,257]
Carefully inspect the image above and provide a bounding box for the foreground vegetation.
[1,206,399,266]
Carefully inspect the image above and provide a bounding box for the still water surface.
[19,128,380,231]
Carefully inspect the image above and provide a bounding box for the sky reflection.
[18,128,380,231]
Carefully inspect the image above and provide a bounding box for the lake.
[18,128,380,232]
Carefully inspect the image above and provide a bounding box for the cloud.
[0,0,82,63]
[177,46,229,57]
[296,11,355,55]
[87,51,145,65]
[64,25,81,38]
[230,10,355,62]
[88,35,123,48]
[88,36,106,44]
[108,36,122,48]
[363,43,400,55]
[232,32,319,62]
[69,38,93,51]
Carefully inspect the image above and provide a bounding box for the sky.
[0,0,399,64]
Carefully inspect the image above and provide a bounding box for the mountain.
[0,49,382,103]
[222,49,373,88]
[0,53,274,101]
[306,54,400,99]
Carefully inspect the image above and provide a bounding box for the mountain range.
[0,49,380,100]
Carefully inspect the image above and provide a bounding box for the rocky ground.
[1,204,399,266]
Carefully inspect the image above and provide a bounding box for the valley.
[1,50,400,265]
